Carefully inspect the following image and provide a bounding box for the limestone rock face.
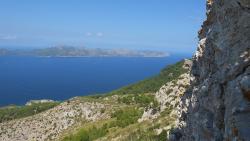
[172,0,250,141]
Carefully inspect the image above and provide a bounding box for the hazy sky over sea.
[0,0,206,54]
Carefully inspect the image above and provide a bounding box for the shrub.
[155,130,168,141]
[0,102,59,123]
[111,107,143,128]
[122,127,168,141]
[119,94,159,108]
[63,125,109,141]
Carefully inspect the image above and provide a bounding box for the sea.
[0,55,189,106]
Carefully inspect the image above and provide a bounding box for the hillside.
[108,60,189,95]
[0,59,191,141]
[1,0,249,140]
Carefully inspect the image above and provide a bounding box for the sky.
[0,0,206,54]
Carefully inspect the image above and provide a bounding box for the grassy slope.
[108,60,187,95]
[61,60,188,141]
[61,97,175,141]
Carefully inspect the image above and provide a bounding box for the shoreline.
[0,55,170,58]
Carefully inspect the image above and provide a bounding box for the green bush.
[0,102,59,123]
[111,107,143,128]
[134,94,158,107]
[118,94,159,108]
[154,130,168,141]
[63,125,109,141]
[122,127,168,141]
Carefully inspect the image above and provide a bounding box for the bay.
[0,55,187,106]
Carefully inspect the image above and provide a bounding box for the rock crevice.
[171,0,250,140]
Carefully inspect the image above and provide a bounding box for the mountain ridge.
[0,46,169,57]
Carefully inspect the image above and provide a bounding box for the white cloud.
[85,32,92,37]
[96,32,104,37]
[0,35,17,40]
[84,32,104,37]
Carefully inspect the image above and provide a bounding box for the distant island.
[0,46,169,57]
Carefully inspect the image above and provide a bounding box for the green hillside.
[108,60,187,95]
[61,59,189,141]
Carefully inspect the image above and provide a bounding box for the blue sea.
[0,55,188,106]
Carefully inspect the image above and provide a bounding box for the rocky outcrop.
[0,98,110,141]
[171,0,250,141]
[155,71,191,113]
[139,59,192,123]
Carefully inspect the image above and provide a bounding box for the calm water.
[0,56,186,106]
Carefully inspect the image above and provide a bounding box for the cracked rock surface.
[171,0,250,141]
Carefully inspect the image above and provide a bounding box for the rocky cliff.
[170,0,250,141]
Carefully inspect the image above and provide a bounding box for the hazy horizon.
[0,0,205,54]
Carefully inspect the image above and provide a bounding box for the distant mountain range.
[0,46,169,57]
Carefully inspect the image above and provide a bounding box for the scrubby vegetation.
[108,60,187,95]
[110,107,143,128]
[60,60,188,141]
[0,102,59,123]
[61,96,173,141]
[123,127,168,141]
[118,94,158,107]
[63,125,109,141]
[63,107,143,141]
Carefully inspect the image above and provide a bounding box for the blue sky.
[0,0,206,54]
